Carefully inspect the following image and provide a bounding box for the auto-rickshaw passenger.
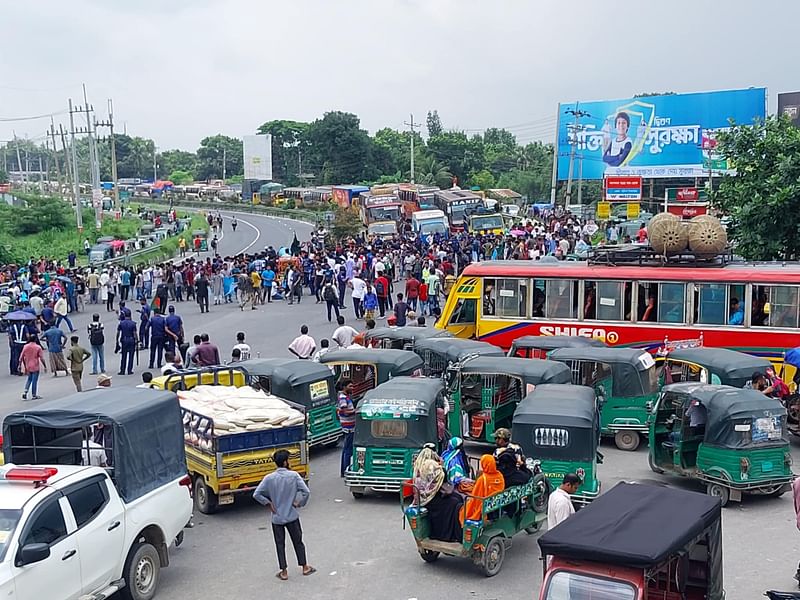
[496,451,532,487]
[492,428,525,466]
[413,445,464,543]
[412,445,444,506]
[460,455,504,524]
[441,437,473,492]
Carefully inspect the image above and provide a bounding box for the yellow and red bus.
[435,260,800,368]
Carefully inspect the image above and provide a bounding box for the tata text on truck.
[433,189,484,232]
[537,481,723,600]
[1,388,193,600]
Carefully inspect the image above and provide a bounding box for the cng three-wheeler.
[513,384,602,506]
[649,382,794,506]
[548,347,659,450]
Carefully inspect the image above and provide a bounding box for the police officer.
[164,305,184,355]
[116,313,138,376]
[148,310,167,369]
[8,320,27,375]
[137,299,151,350]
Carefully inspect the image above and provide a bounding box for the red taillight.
[179,475,192,496]
[464,528,473,543]
[5,467,57,482]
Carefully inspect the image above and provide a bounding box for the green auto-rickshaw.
[649,382,793,506]
[414,337,503,377]
[513,384,601,506]
[548,347,659,451]
[661,347,772,388]
[319,348,423,401]
[364,326,452,350]
[448,356,572,444]
[507,335,606,359]
[239,358,340,448]
[347,376,444,497]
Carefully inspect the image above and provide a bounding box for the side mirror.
[17,543,50,566]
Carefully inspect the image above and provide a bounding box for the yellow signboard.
[597,202,611,220]
[626,202,641,219]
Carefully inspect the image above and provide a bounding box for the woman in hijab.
[414,444,464,543]
[441,437,474,493]
[412,445,444,507]
[460,454,505,525]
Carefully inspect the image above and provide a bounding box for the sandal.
[302,567,317,576]
[276,571,288,581]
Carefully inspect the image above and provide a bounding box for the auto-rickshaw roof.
[364,326,452,343]
[510,335,606,352]
[319,348,423,372]
[548,346,653,367]
[549,347,657,397]
[414,337,504,361]
[514,384,596,428]
[238,358,333,387]
[356,376,443,416]
[538,481,722,569]
[457,356,572,384]
[666,347,772,387]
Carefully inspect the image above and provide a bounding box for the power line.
[0,109,68,122]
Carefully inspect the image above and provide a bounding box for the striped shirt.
[337,392,356,432]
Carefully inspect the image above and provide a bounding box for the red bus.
[435,259,800,366]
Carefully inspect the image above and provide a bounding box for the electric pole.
[404,114,420,184]
[95,99,120,211]
[564,104,590,207]
[48,118,62,190]
[222,147,226,181]
[153,145,157,182]
[12,132,23,183]
[59,124,73,202]
[68,99,83,231]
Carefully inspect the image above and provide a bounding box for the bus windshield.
[472,215,504,230]
[544,571,637,600]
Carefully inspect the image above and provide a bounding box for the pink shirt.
[20,343,44,373]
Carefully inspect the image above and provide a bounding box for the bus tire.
[706,483,730,507]
[194,475,219,514]
[614,431,641,451]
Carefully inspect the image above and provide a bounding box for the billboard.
[557,88,766,180]
[243,134,273,180]
[778,92,800,127]
[605,176,642,201]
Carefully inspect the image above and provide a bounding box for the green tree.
[168,170,194,185]
[712,115,800,260]
[0,167,7,183]
[415,155,453,189]
[159,150,197,178]
[304,112,371,184]
[0,196,70,235]
[256,120,309,184]
[426,110,443,137]
[468,169,496,190]
[331,207,362,240]
[196,135,243,180]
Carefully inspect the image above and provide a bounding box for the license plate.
[761,461,773,472]
[219,494,235,505]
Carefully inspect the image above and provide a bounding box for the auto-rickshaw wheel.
[419,549,440,563]
[524,524,540,535]
[706,483,730,507]
[481,537,506,577]
[647,452,665,474]
[614,431,641,451]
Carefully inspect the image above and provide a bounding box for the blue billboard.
[557,88,766,180]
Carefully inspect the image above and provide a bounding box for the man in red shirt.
[405,275,420,312]
[19,334,47,400]
[374,272,390,318]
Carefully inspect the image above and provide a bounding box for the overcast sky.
[1,0,797,151]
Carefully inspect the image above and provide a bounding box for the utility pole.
[95,99,120,211]
[404,113,420,183]
[59,124,73,201]
[68,99,83,231]
[563,104,590,207]
[48,118,62,190]
[297,148,302,178]
[222,146,227,181]
[12,132,23,183]
[153,145,157,182]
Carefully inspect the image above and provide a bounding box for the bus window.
[587,280,626,321]
[483,279,497,316]
[449,298,477,325]
[533,281,545,317]
[639,282,685,323]
[545,279,578,319]
[765,286,800,328]
[694,284,745,326]
[494,278,528,318]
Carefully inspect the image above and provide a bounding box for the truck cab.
[411,209,448,240]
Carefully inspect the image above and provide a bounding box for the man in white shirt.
[350,275,367,319]
[547,473,582,531]
[288,325,316,359]
[232,331,251,360]
[331,316,359,348]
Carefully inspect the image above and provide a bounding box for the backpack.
[323,284,336,302]
[89,323,104,346]
[375,279,385,297]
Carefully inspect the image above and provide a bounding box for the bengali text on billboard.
[557,88,766,180]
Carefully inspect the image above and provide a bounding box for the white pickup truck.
[0,388,193,600]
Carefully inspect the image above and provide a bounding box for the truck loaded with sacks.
[149,367,309,514]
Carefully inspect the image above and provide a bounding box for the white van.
[412,209,448,238]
